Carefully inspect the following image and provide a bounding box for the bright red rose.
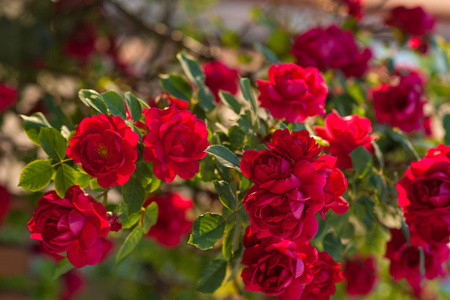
[302,252,343,300]
[371,72,426,132]
[142,105,209,182]
[314,110,376,169]
[64,23,97,62]
[291,25,372,78]
[144,192,193,248]
[386,6,435,36]
[27,186,111,268]
[241,227,318,300]
[343,256,377,296]
[67,113,138,188]
[397,156,450,246]
[385,229,449,294]
[426,144,450,160]
[203,61,239,102]
[0,83,18,112]
[257,63,328,123]
[0,185,10,227]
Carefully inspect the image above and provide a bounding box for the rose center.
[96,143,109,159]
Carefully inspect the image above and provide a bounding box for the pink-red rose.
[144,192,193,248]
[67,114,139,188]
[386,6,435,36]
[343,256,377,296]
[142,105,209,182]
[203,61,239,102]
[27,185,111,268]
[0,83,18,112]
[385,229,449,294]
[371,72,426,132]
[291,25,372,78]
[314,110,376,169]
[0,185,10,227]
[257,63,328,123]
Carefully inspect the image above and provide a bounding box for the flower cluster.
[291,24,372,78]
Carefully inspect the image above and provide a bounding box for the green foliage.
[54,164,77,197]
[177,52,205,86]
[122,174,146,215]
[78,89,108,115]
[53,258,74,280]
[323,232,344,260]
[19,160,53,192]
[197,86,215,113]
[38,128,67,162]
[143,202,158,234]
[159,73,193,102]
[205,145,241,171]
[21,113,51,145]
[189,213,225,250]
[125,92,144,123]
[102,91,127,120]
[351,146,373,178]
[197,257,227,294]
[444,114,450,145]
[213,180,237,210]
[115,225,144,264]
[219,91,241,114]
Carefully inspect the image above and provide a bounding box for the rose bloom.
[257,63,328,123]
[64,23,97,62]
[60,270,85,300]
[385,6,435,36]
[0,83,18,112]
[385,229,450,294]
[343,256,377,296]
[371,72,426,132]
[314,110,376,169]
[203,61,239,102]
[397,155,450,246]
[302,252,343,300]
[144,192,193,248]
[67,113,139,188]
[340,0,363,20]
[0,185,10,227]
[27,186,111,268]
[241,227,317,300]
[142,105,209,182]
[291,25,372,78]
[426,144,450,160]
[151,92,189,110]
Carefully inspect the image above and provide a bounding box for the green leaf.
[38,127,67,161]
[197,86,215,113]
[54,164,77,198]
[90,178,106,191]
[159,74,193,102]
[124,92,143,123]
[323,232,343,260]
[205,145,240,171]
[143,202,158,234]
[102,91,127,120]
[115,226,143,264]
[213,180,237,210]
[53,258,74,279]
[254,43,280,64]
[419,246,425,282]
[189,213,225,250]
[74,168,91,189]
[122,174,145,215]
[228,125,245,146]
[401,219,412,246]
[240,78,258,114]
[350,146,373,178]
[177,52,205,86]
[18,160,53,192]
[20,113,51,145]
[237,110,254,135]
[222,215,241,260]
[78,89,108,114]
[444,114,450,145]
[197,258,227,294]
[219,91,241,114]
[120,211,141,229]
[200,154,215,182]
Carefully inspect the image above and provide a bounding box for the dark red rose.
[257,63,328,123]
[292,25,372,78]
[0,83,18,112]
[60,270,85,300]
[203,61,239,102]
[371,72,426,132]
[107,212,122,232]
[302,252,343,300]
[343,256,377,296]
[142,105,209,182]
[397,156,450,246]
[241,227,318,300]
[385,229,449,294]
[314,110,376,169]
[386,6,435,36]
[340,0,363,20]
[27,186,111,268]
[67,113,139,188]
[144,192,193,248]
[64,23,97,62]
[0,185,10,227]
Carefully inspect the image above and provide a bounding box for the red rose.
[302,252,343,300]
[0,185,10,227]
[241,227,317,300]
[371,72,426,132]
[27,186,111,268]
[397,156,450,246]
[107,212,122,232]
[340,0,363,20]
[67,113,139,188]
[291,25,372,78]
[343,256,377,296]
[0,83,18,112]
[203,61,239,102]
[64,23,97,62]
[60,270,85,300]
[385,229,449,294]
[426,144,450,160]
[144,192,193,248]
[386,6,435,36]
[142,105,209,182]
[257,63,328,123]
[314,110,376,169]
